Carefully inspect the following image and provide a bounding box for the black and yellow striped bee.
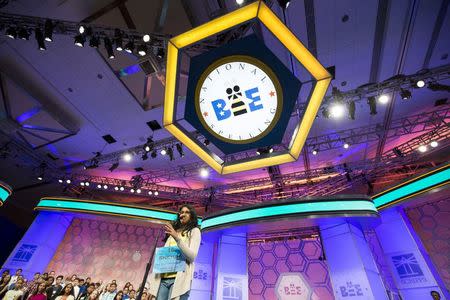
[226,85,247,116]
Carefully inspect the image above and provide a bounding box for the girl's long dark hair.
[163,205,199,241]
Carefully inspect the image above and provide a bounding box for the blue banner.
[153,246,186,274]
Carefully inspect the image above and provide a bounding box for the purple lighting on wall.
[118,64,141,77]
[15,106,41,123]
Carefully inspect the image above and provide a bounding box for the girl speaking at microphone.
[148,205,201,300]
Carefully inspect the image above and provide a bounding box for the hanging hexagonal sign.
[275,272,312,300]
[163,0,331,174]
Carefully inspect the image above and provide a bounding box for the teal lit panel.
[0,187,9,202]
[373,168,450,208]
[201,200,376,230]
[37,199,178,222]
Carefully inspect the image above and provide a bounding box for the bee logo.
[226,85,247,116]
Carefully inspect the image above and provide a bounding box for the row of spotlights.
[418,141,439,153]
[312,143,350,155]
[58,179,160,195]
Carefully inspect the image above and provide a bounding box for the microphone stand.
[136,227,164,300]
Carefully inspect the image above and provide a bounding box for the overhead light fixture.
[137,44,147,56]
[256,147,274,155]
[130,188,135,193]
[321,108,330,119]
[430,141,438,148]
[167,146,174,161]
[120,186,124,191]
[78,25,85,34]
[143,34,150,42]
[114,186,119,191]
[416,80,425,88]
[44,19,53,42]
[144,137,154,152]
[104,37,115,59]
[176,143,184,157]
[66,179,71,184]
[144,145,151,152]
[418,145,427,153]
[378,94,389,104]
[428,82,450,92]
[277,0,291,9]
[142,152,149,160]
[114,29,123,51]
[148,191,153,195]
[312,149,318,155]
[123,153,132,162]
[97,184,102,189]
[348,101,355,120]
[109,162,119,172]
[18,27,30,40]
[35,28,46,51]
[5,27,17,39]
[85,182,90,187]
[236,0,245,5]
[343,143,350,149]
[154,191,159,196]
[160,148,167,156]
[329,103,345,119]
[74,34,85,47]
[156,48,165,59]
[200,168,209,178]
[367,96,377,115]
[80,182,85,186]
[203,139,210,146]
[124,40,134,53]
[37,176,43,181]
[103,185,108,189]
[151,150,157,158]
[89,36,100,48]
[400,89,411,100]
[58,179,63,183]
[136,189,141,194]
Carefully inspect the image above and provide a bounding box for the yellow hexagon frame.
[163,1,331,175]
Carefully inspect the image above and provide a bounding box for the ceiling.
[0,0,449,212]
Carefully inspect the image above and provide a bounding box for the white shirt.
[2,289,23,300]
[73,286,80,299]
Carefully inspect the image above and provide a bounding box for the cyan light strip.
[36,199,179,222]
[0,182,12,206]
[200,200,376,230]
[373,166,450,209]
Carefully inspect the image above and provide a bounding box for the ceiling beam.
[81,0,129,23]
[118,2,136,29]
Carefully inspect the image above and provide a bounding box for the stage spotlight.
[80,182,85,186]
[144,145,151,152]
[143,34,150,42]
[74,34,85,47]
[367,96,377,115]
[123,153,132,162]
[114,29,123,51]
[400,89,411,100]
[236,0,245,5]
[66,179,71,184]
[142,152,149,160]
[89,36,100,48]
[176,143,184,157]
[97,184,102,189]
[85,182,90,186]
[418,145,427,153]
[430,141,438,148]
[58,179,63,183]
[156,48,165,59]
[378,94,389,104]
[148,191,153,195]
[151,150,157,158]
[35,28,46,51]
[416,80,425,88]
[104,37,115,59]
[160,148,167,156]
[114,186,119,191]
[18,27,30,40]
[78,25,85,34]
[428,82,450,92]
[137,44,147,56]
[136,189,141,194]
[329,103,344,119]
[37,176,43,181]
[103,185,108,189]
[343,143,349,149]
[203,139,210,146]
[277,0,291,9]
[167,147,174,161]
[124,40,134,53]
[5,27,16,39]
[154,191,159,196]
[130,188,135,193]
[119,186,124,191]
[392,147,404,157]
[348,101,355,120]
[109,162,119,172]
[44,19,53,42]
[144,137,154,152]
[312,149,318,155]
[200,168,209,178]
[256,147,274,155]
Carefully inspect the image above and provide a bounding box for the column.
[1,211,73,279]
[320,221,388,300]
[214,232,248,300]
[375,207,448,299]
